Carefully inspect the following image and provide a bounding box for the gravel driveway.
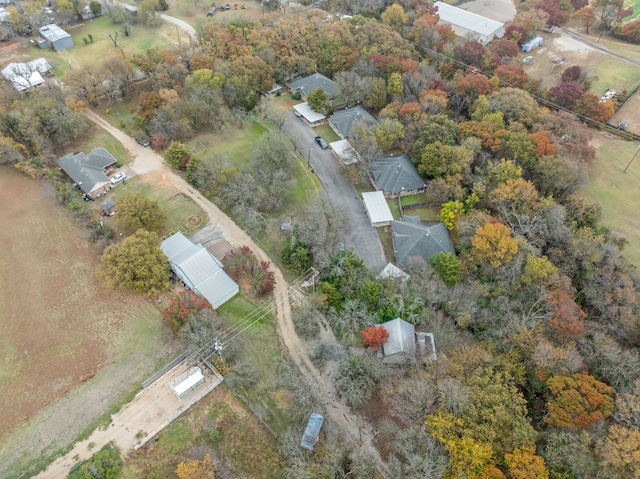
[285,113,387,272]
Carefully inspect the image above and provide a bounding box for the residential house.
[380,317,416,364]
[391,216,455,266]
[433,1,505,45]
[1,58,52,92]
[286,72,341,100]
[56,147,118,197]
[38,24,74,51]
[362,191,393,227]
[369,154,426,198]
[328,106,377,140]
[160,232,239,310]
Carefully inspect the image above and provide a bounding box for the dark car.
[315,136,328,149]
[136,137,151,147]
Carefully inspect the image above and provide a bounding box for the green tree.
[69,443,121,479]
[164,141,192,170]
[186,69,225,89]
[387,72,403,98]
[101,229,171,296]
[89,0,102,15]
[374,118,404,150]
[417,141,473,179]
[335,354,383,406]
[306,87,331,116]
[430,252,462,286]
[115,193,166,234]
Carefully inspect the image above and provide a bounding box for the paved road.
[286,114,387,272]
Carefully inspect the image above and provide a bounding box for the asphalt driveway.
[285,113,387,273]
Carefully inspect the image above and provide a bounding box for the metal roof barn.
[434,1,505,45]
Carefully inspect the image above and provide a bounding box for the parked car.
[110,172,127,185]
[522,56,535,64]
[136,137,150,147]
[294,110,302,118]
[618,120,629,130]
[315,136,328,149]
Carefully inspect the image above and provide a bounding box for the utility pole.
[624,145,640,173]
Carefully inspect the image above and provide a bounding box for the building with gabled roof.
[378,263,410,281]
[39,24,74,51]
[433,1,504,45]
[56,147,118,197]
[330,139,359,165]
[391,216,455,266]
[380,317,416,364]
[161,232,239,310]
[1,58,52,92]
[369,154,426,198]
[328,106,377,140]
[286,72,341,100]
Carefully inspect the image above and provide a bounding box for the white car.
[110,172,126,185]
[522,56,535,64]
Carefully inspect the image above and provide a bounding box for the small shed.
[261,83,282,96]
[170,366,205,400]
[380,318,416,364]
[38,24,74,51]
[301,413,324,451]
[521,36,543,53]
[377,263,410,281]
[362,191,393,227]
[100,198,116,216]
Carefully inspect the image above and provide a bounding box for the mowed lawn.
[585,133,640,266]
[0,166,174,479]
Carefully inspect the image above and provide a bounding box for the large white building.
[434,1,505,45]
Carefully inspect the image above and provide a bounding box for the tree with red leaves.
[361,325,389,350]
[494,64,529,89]
[548,81,584,109]
[453,41,487,67]
[547,289,586,340]
[163,290,211,332]
[223,246,276,297]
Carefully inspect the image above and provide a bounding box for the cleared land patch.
[0,166,178,479]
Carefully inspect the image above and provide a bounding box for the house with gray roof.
[391,216,455,266]
[380,317,416,364]
[56,147,118,197]
[161,232,239,310]
[328,106,377,140]
[370,154,426,198]
[38,24,74,51]
[285,72,341,100]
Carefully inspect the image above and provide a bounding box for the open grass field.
[103,174,207,237]
[21,16,185,81]
[313,124,341,143]
[0,166,179,479]
[585,132,640,266]
[165,0,264,29]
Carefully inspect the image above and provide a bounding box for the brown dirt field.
[0,166,109,438]
[0,39,31,65]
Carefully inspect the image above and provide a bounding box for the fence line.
[141,351,190,389]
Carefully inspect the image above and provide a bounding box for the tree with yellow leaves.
[470,221,519,268]
[176,454,215,479]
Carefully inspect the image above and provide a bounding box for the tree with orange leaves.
[529,130,557,158]
[361,325,389,350]
[505,445,550,479]
[545,373,615,429]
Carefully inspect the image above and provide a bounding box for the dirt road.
[70,111,391,476]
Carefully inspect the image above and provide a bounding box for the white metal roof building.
[330,139,359,165]
[434,1,505,45]
[362,191,393,227]
[1,58,52,92]
[293,102,326,125]
[381,317,416,364]
[39,24,74,51]
[161,233,239,309]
